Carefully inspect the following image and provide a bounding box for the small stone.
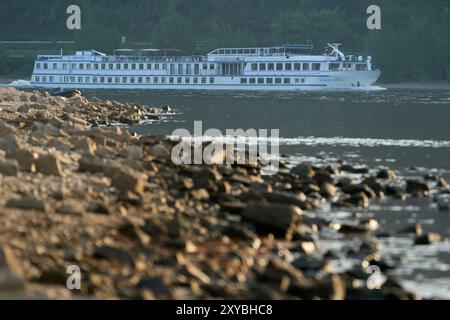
[320,182,337,198]
[191,188,210,200]
[0,159,18,176]
[111,169,147,195]
[118,221,151,245]
[35,153,63,176]
[93,246,135,267]
[6,196,47,212]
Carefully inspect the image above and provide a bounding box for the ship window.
[276,63,283,71]
[250,49,256,54]
[78,77,83,83]
[329,63,340,71]
[225,49,231,54]
[70,76,75,83]
[251,64,258,71]
[49,76,54,82]
[231,49,237,54]
[240,78,247,84]
[63,63,67,70]
[71,63,76,69]
[153,77,158,83]
[312,63,321,71]
[53,63,57,69]
[155,64,159,70]
[244,49,250,54]
[138,77,143,84]
[94,64,99,70]
[177,77,182,84]
[194,64,199,75]
[193,77,198,84]
[356,64,367,71]
[79,64,83,70]
[202,64,208,70]
[124,64,129,70]
[258,78,264,84]
[115,77,120,83]
[44,63,48,69]
[303,63,310,71]
[147,64,151,70]
[237,49,244,54]
[108,77,113,83]
[35,76,40,82]
[266,78,273,84]
[259,63,266,71]
[178,64,183,74]
[36,63,41,69]
[168,77,174,84]
[209,77,214,84]
[185,77,190,84]
[285,63,292,71]
[268,63,274,71]
[93,77,98,83]
[201,77,207,84]
[161,77,166,84]
[301,78,305,83]
[130,77,135,83]
[139,64,144,70]
[115,64,120,70]
[163,64,167,70]
[295,78,299,83]
[131,64,136,70]
[186,64,192,74]
[284,78,291,84]
[275,78,282,84]
[100,77,105,83]
[146,77,151,83]
[249,78,256,84]
[210,64,215,70]
[100,64,105,70]
[294,63,301,71]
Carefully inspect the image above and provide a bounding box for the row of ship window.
[33,76,306,85]
[35,62,215,72]
[34,76,216,84]
[251,62,321,72]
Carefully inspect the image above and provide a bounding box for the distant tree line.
[0,0,449,83]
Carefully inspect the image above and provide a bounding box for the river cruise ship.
[31,44,381,91]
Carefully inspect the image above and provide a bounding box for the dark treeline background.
[0,0,449,83]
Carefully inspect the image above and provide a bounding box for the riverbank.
[1,87,449,299]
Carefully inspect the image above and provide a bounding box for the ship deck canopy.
[208,44,314,56]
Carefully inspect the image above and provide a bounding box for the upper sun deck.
[208,45,314,57]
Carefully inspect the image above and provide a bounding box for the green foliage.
[0,0,449,83]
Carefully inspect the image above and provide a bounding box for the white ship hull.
[31,45,382,91]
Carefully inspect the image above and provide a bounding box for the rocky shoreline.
[0,87,449,300]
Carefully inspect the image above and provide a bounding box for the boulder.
[6,196,46,212]
[111,169,147,195]
[240,203,302,237]
[35,153,62,176]
[0,159,18,176]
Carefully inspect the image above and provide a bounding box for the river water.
[82,88,450,299]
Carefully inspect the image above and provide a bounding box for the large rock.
[6,148,37,171]
[0,159,18,176]
[6,196,47,212]
[35,153,62,176]
[111,169,147,195]
[240,203,302,237]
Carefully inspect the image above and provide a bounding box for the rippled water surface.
[83,88,450,298]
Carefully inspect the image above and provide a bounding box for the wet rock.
[320,182,337,198]
[35,153,63,176]
[0,159,18,176]
[192,168,222,191]
[377,169,397,180]
[406,180,430,198]
[342,184,376,199]
[111,169,147,195]
[240,203,301,237]
[292,163,315,179]
[262,191,308,209]
[6,196,46,212]
[343,192,369,208]
[341,164,369,174]
[414,233,442,245]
